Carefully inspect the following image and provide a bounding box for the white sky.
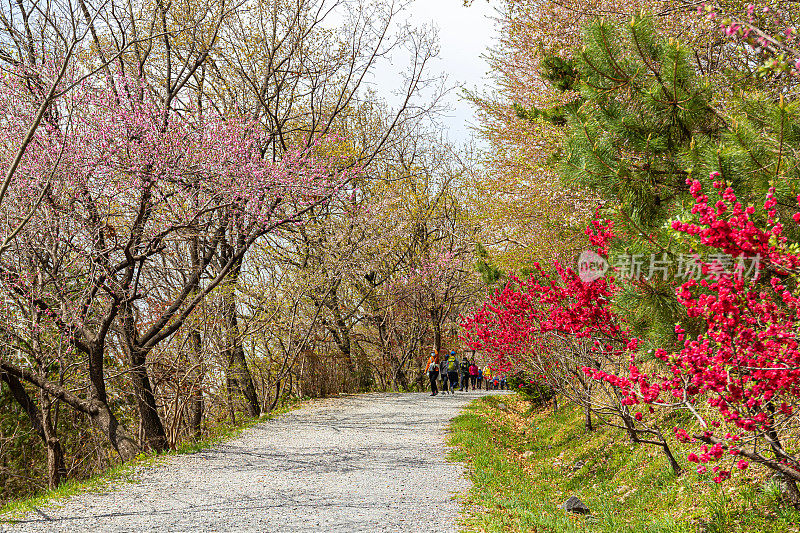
[368,0,499,145]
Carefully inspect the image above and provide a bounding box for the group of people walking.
[424,350,507,396]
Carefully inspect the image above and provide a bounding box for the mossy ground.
[448,395,800,532]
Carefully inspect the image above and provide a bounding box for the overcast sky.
[367,0,498,145]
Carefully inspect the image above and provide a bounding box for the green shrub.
[508,373,554,405]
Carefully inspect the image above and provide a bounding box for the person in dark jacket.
[459,358,470,391]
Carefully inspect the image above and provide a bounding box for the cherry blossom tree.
[0,70,356,457]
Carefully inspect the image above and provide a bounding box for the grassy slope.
[0,399,304,520]
[449,395,800,533]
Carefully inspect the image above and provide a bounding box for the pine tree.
[555,14,800,349]
[474,243,504,285]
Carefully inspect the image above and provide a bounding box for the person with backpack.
[484,365,492,390]
[476,366,483,389]
[447,351,459,394]
[425,352,440,396]
[440,354,450,393]
[459,357,470,391]
[469,361,478,389]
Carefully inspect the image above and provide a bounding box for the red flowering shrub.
[462,220,684,473]
[591,175,800,498]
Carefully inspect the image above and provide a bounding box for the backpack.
[430,362,439,373]
[447,358,458,372]
[460,360,469,373]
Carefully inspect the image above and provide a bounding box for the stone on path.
[571,460,586,471]
[559,495,591,514]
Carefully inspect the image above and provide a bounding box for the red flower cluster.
[599,177,800,481]
[462,218,633,387]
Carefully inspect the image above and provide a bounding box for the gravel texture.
[3,390,506,532]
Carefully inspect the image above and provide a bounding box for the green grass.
[0,399,304,522]
[448,395,800,532]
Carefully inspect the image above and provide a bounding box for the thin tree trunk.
[621,414,682,476]
[269,378,282,411]
[766,416,800,505]
[219,234,260,418]
[430,307,442,356]
[225,345,261,418]
[1,370,66,488]
[187,232,205,439]
[222,291,260,418]
[227,384,237,425]
[393,358,409,391]
[40,393,67,489]
[584,381,594,431]
[187,330,204,440]
[661,442,683,476]
[322,286,357,390]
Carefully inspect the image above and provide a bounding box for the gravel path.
[3,390,506,532]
